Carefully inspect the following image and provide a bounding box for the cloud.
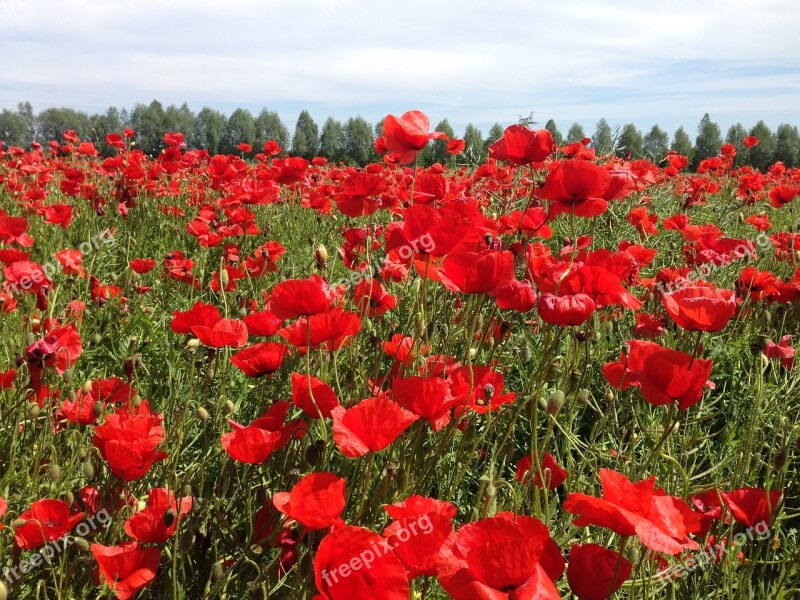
[1,0,799,137]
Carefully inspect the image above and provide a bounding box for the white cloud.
[1,0,799,136]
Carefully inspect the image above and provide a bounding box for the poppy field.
[1,111,799,599]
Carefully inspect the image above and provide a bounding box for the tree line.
[1,100,799,170]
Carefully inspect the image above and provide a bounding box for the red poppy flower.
[93,402,168,481]
[392,375,456,431]
[375,110,448,164]
[763,335,795,369]
[3,260,49,292]
[268,276,330,321]
[14,499,84,549]
[25,324,83,374]
[0,214,35,246]
[559,265,642,311]
[242,310,283,337]
[516,453,568,489]
[563,468,701,554]
[90,275,123,305]
[449,365,516,414]
[743,135,759,148]
[537,292,596,326]
[129,258,157,274]
[436,513,562,599]
[55,249,85,277]
[603,339,714,409]
[769,185,798,209]
[353,279,397,317]
[191,318,248,348]
[0,368,15,389]
[230,342,288,377]
[314,525,410,599]
[0,497,6,529]
[291,372,340,418]
[272,472,346,530]
[634,312,666,339]
[494,279,537,313]
[446,138,465,155]
[538,160,612,219]
[221,402,303,464]
[440,250,516,295]
[331,397,418,457]
[567,543,632,600]
[661,286,736,332]
[170,302,222,334]
[336,172,388,217]
[43,204,74,228]
[383,511,453,579]
[278,307,361,351]
[125,488,193,543]
[720,488,782,527]
[488,125,555,165]
[92,542,161,600]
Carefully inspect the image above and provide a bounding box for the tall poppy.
[331,397,418,457]
[661,286,736,332]
[92,542,161,600]
[272,472,346,530]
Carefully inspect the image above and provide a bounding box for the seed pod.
[62,369,73,384]
[576,389,590,405]
[73,537,91,551]
[182,484,192,497]
[211,561,224,581]
[28,403,41,418]
[47,464,61,482]
[163,509,176,528]
[82,462,95,480]
[547,390,565,415]
[64,491,74,505]
[196,407,209,422]
[77,448,88,460]
[93,401,104,417]
[604,389,616,405]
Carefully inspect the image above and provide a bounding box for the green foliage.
[694,113,722,169]
[774,123,800,167]
[36,107,93,143]
[748,120,777,171]
[292,109,320,159]
[672,126,694,163]
[129,100,167,155]
[617,123,644,158]
[566,122,585,143]
[432,119,456,166]
[191,107,227,154]
[0,109,29,147]
[463,123,485,162]
[343,116,375,165]
[642,124,669,163]
[592,118,614,156]
[254,108,290,150]
[224,108,257,154]
[725,122,749,167]
[545,118,563,146]
[320,117,346,163]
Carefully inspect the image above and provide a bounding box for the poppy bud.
[224,400,235,415]
[759,352,770,374]
[315,244,328,269]
[163,509,176,528]
[93,401,104,417]
[773,449,787,471]
[27,403,40,418]
[520,343,532,363]
[65,491,74,504]
[604,389,616,405]
[92,334,102,345]
[538,396,548,411]
[179,529,195,553]
[547,390,565,415]
[219,268,230,289]
[77,447,88,460]
[47,463,61,482]
[576,389,590,405]
[211,561,224,581]
[771,535,781,551]
[570,369,582,384]
[73,537,91,551]
[196,407,209,422]
[12,518,27,529]
[337,247,346,261]
[36,286,48,311]
[68,389,77,402]
[25,332,37,346]
[304,440,325,467]
[484,483,497,517]
[484,232,493,247]
[82,462,95,480]
[0,581,7,600]
[737,212,745,223]
[386,461,397,480]
[187,338,201,351]
[624,541,642,565]
[483,383,495,399]
[238,307,248,319]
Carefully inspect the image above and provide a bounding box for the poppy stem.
[610,536,630,597]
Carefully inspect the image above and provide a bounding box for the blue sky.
[2,0,799,140]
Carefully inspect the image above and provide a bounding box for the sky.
[2,0,799,139]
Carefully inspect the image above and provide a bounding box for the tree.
[748,121,776,171]
[90,107,123,152]
[223,108,256,154]
[343,116,375,165]
[291,110,319,159]
[483,122,504,154]
[642,125,669,163]
[672,126,694,164]
[254,109,289,151]
[36,107,93,143]
[164,103,195,140]
[725,123,749,167]
[0,109,29,147]
[129,101,167,155]
[774,123,800,167]
[567,123,586,143]
[463,124,485,163]
[319,117,346,163]
[17,101,36,142]
[432,119,456,166]
[545,119,563,146]
[694,113,722,170]
[192,107,227,154]
[592,118,614,156]
[617,123,643,158]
